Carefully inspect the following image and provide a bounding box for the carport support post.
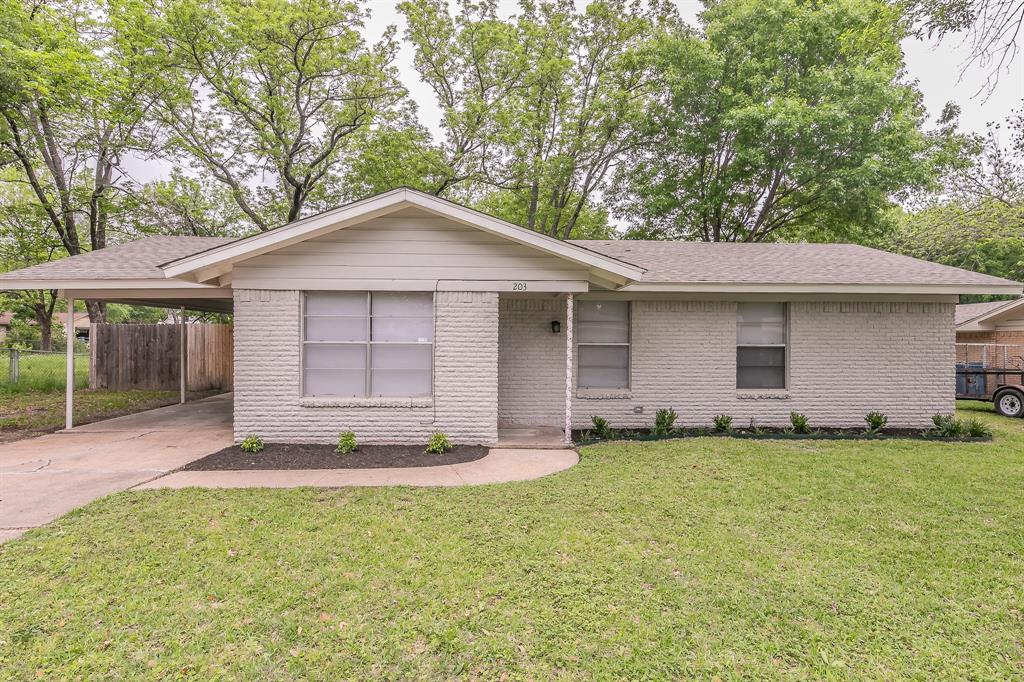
[179,307,187,404]
[564,293,573,445]
[65,296,74,430]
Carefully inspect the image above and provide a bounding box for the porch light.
[551,320,561,334]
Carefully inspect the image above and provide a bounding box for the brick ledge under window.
[576,389,632,400]
[736,390,790,400]
[300,397,433,409]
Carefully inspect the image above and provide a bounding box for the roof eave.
[620,282,1024,295]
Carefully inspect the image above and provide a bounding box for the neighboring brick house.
[1,188,1021,442]
[956,299,1024,346]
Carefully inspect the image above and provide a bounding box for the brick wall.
[569,300,955,430]
[233,289,498,444]
[957,330,1024,345]
[497,296,565,427]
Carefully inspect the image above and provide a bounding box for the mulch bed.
[571,427,992,444]
[183,442,489,471]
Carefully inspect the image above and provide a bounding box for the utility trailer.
[956,343,1024,418]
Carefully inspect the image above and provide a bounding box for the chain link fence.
[1,349,90,394]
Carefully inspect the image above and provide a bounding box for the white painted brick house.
[2,188,1020,443]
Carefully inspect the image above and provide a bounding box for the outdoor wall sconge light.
[551,320,561,334]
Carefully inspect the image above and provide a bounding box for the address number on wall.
[512,282,528,291]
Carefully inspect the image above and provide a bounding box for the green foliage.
[864,411,888,434]
[712,414,734,433]
[400,0,672,239]
[335,430,357,455]
[652,407,678,436]
[931,414,965,437]
[963,417,993,438]
[240,435,264,454]
[591,415,614,440]
[789,411,811,435]
[613,0,934,243]
[425,432,451,455]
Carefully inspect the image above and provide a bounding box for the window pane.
[306,292,366,316]
[578,345,629,389]
[371,316,433,342]
[304,369,365,397]
[305,316,367,342]
[371,370,432,397]
[736,346,786,389]
[371,344,432,370]
[578,300,628,343]
[304,344,365,369]
[372,292,433,317]
[737,302,786,345]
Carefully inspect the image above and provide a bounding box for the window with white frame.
[736,302,787,389]
[303,292,433,397]
[577,300,630,389]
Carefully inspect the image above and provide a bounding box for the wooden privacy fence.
[89,323,233,391]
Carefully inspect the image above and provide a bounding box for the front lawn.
[1,408,1022,678]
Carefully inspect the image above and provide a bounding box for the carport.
[0,236,235,427]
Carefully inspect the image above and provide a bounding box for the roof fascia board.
[1,279,230,292]
[57,287,232,299]
[621,282,1024,295]
[161,188,644,284]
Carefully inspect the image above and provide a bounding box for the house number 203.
[512,282,527,291]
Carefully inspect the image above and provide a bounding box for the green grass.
[0,350,90,394]
[0,389,184,442]
[1,409,1022,679]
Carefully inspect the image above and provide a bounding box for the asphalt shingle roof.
[571,241,1017,287]
[0,236,236,281]
[955,299,1024,325]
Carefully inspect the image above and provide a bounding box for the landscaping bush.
[652,408,678,436]
[335,430,357,454]
[426,432,452,454]
[240,434,264,453]
[864,411,888,434]
[591,415,614,440]
[932,414,965,438]
[789,411,811,434]
[712,414,733,433]
[963,418,993,438]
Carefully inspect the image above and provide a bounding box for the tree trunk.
[84,300,106,324]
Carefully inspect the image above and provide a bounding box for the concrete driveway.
[0,393,232,542]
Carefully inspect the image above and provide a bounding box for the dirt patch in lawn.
[183,443,489,470]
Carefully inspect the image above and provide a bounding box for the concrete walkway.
[135,448,579,489]
[0,393,233,542]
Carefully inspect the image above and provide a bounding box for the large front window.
[303,292,433,397]
[577,300,630,389]
[736,302,787,389]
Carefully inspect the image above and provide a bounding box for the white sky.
[127,0,1024,184]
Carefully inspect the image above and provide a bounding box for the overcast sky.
[128,0,1024,184]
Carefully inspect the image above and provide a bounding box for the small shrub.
[963,418,992,438]
[652,407,678,436]
[864,411,888,434]
[712,414,733,433]
[789,411,811,434]
[426,432,452,454]
[240,434,264,453]
[335,430,357,454]
[931,414,965,438]
[591,415,614,440]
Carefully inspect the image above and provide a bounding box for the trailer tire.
[994,388,1024,418]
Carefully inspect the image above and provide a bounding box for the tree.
[904,0,1024,90]
[611,0,937,243]
[400,0,672,239]
[131,169,250,237]
[0,0,158,322]
[120,0,406,230]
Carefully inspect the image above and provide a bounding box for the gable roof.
[573,241,1022,294]
[161,188,645,285]
[956,297,1024,329]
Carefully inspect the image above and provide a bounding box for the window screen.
[303,292,433,397]
[577,300,629,389]
[736,302,786,389]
